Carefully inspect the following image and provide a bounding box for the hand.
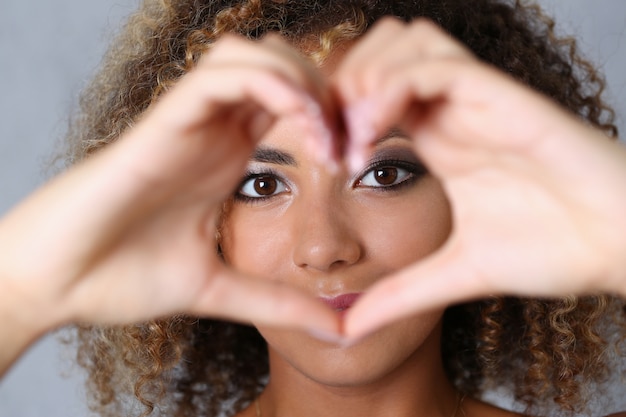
[0,35,342,341]
[2,18,625,351]
[334,18,626,338]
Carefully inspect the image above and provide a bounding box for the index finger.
[192,267,343,339]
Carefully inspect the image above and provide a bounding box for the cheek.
[360,178,451,269]
[220,178,451,278]
[220,206,292,279]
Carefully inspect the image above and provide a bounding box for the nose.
[291,197,363,272]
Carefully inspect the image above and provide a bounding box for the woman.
[1,0,626,416]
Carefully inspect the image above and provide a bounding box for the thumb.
[343,244,490,340]
[191,267,342,338]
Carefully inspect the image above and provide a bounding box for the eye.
[358,165,413,188]
[238,174,288,199]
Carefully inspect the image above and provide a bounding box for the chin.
[260,312,444,387]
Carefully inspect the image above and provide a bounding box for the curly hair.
[67,0,624,416]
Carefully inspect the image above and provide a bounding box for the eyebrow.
[251,147,297,166]
[249,128,409,166]
[376,127,409,144]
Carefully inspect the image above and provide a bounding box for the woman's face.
[220,111,452,386]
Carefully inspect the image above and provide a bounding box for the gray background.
[0,1,625,416]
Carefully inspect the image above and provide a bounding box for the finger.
[147,65,314,134]
[124,64,324,191]
[206,35,341,166]
[343,244,490,340]
[31,66,320,251]
[335,17,406,101]
[260,34,343,168]
[339,58,481,173]
[260,34,330,95]
[336,19,475,171]
[192,268,343,338]
[206,34,324,102]
[338,18,472,102]
[333,18,405,171]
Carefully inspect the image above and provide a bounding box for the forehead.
[318,42,353,76]
[257,116,409,161]
[254,46,345,152]
[298,38,354,76]
[256,40,404,154]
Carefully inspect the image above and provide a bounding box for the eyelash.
[355,158,427,192]
[234,168,287,204]
[233,159,428,204]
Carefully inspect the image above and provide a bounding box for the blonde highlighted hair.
[67,1,623,416]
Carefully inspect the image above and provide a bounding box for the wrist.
[613,271,626,300]
[0,276,56,377]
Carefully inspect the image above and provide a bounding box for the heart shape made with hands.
[27,18,617,345]
[202,19,620,342]
[120,18,621,343]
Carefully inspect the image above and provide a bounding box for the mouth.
[318,293,362,313]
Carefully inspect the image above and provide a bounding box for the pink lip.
[319,293,362,312]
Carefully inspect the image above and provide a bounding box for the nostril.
[293,237,362,272]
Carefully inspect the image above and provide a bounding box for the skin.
[334,19,626,338]
[0,34,344,377]
[0,17,625,415]
[220,119,458,415]
[218,43,517,417]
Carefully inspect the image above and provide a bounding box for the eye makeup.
[233,140,428,204]
[234,167,290,204]
[353,145,429,192]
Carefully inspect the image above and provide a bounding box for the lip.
[318,293,362,312]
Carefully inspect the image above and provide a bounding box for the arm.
[334,18,626,338]
[0,34,343,376]
[0,279,48,377]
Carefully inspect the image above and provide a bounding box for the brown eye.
[359,165,412,188]
[238,174,288,199]
[373,167,398,185]
[253,176,277,195]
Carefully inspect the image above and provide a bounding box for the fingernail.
[345,99,377,147]
[306,328,348,345]
[313,120,338,174]
[293,112,325,162]
[346,145,368,175]
[303,98,340,173]
[345,99,377,174]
